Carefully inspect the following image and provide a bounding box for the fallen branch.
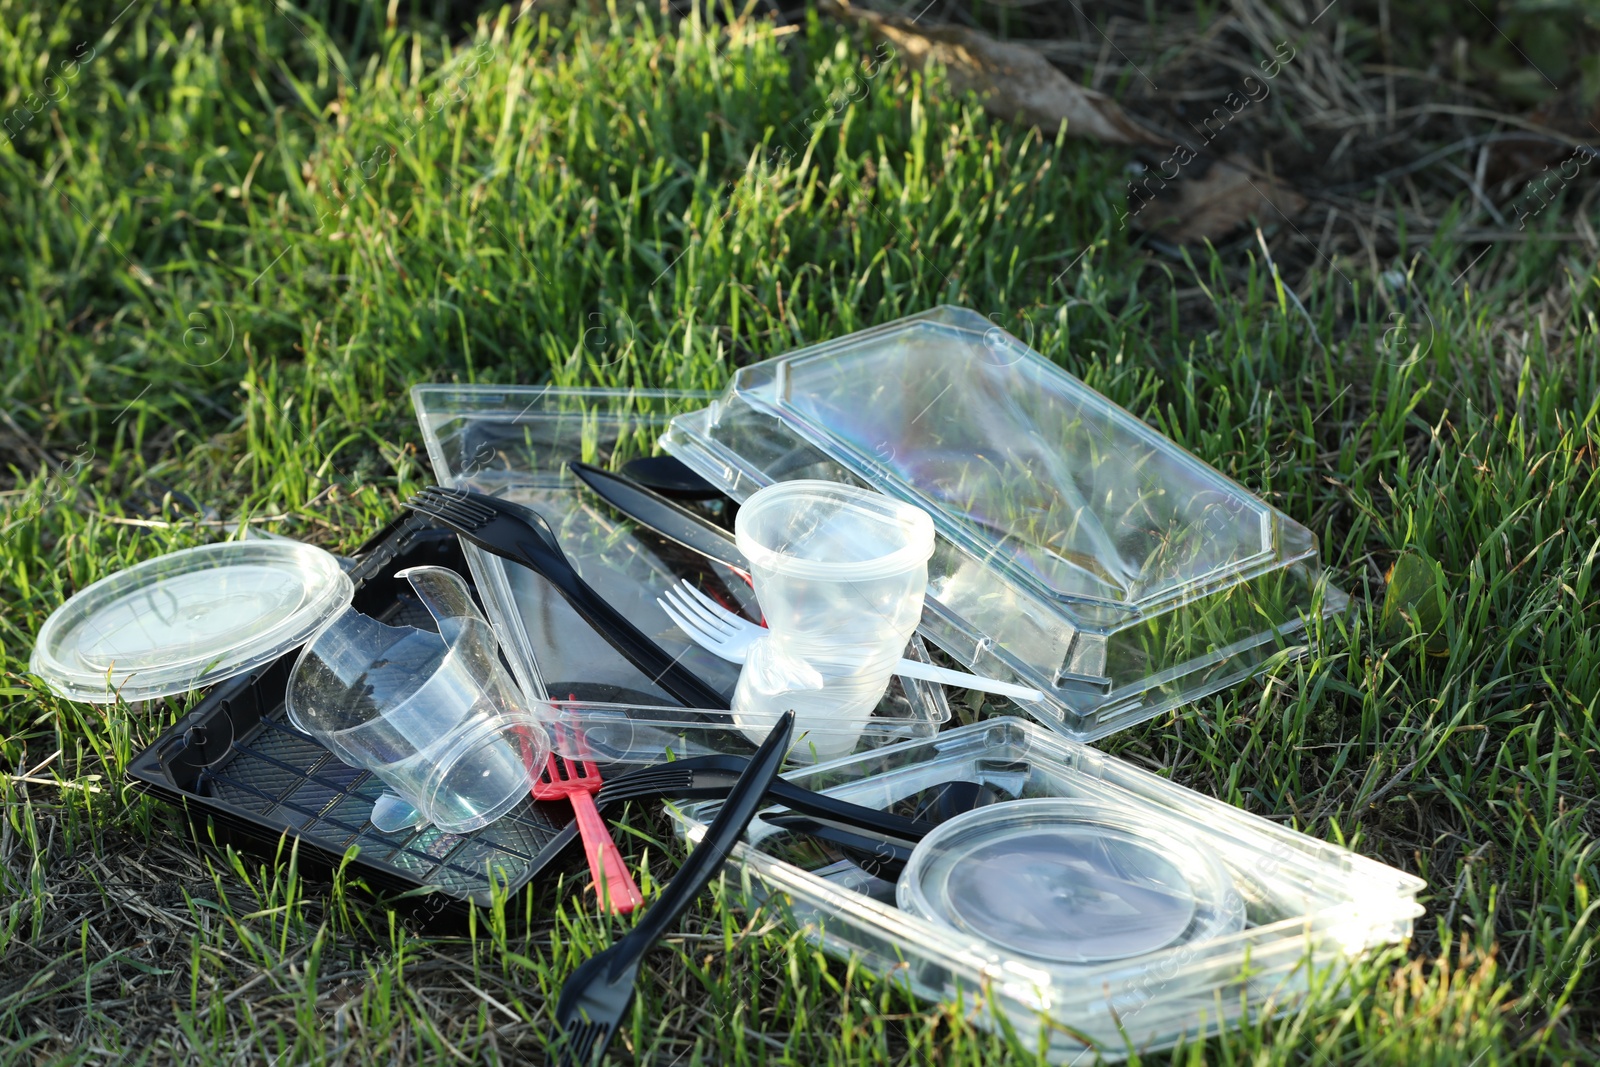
[819,0,1162,146]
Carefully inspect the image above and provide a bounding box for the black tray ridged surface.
[126,514,588,925]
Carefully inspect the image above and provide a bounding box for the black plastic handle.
[569,461,750,573]
[413,486,730,711]
[508,531,730,710]
[760,810,917,879]
[767,777,936,840]
[607,712,795,979]
[600,754,940,840]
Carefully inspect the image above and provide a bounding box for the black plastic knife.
[569,461,751,573]
[620,454,723,500]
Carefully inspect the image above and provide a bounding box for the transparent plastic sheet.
[671,719,1424,1062]
[660,307,1349,741]
[410,387,951,761]
[531,690,950,766]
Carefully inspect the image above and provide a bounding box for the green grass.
[1,0,1598,1063]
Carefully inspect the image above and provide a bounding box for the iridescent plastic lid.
[31,541,354,704]
[897,798,1243,963]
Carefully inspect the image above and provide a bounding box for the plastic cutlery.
[553,712,794,1066]
[532,753,643,915]
[657,580,1047,703]
[595,752,938,840]
[403,486,729,710]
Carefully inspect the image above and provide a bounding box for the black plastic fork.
[553,712,795,1066]
[404,485,729,710]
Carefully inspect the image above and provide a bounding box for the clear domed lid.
[31,541,353,704]
[897,797,1244,964]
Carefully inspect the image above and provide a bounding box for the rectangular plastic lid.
[743,307,1278,619]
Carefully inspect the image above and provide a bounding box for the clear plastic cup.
[732,481,935,759]
[286,566,550,834]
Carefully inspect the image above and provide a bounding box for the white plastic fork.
[657,580,1047,703]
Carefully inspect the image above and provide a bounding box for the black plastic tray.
[127,514,591,925]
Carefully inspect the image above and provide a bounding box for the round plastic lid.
[31,541,354,704]
[897,797,1243,964]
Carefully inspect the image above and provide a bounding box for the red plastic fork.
[533,752,644,914]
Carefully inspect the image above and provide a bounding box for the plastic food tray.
[661,307,1348,741]
[411,385,950,761]
[127,517,587,924]
[672,719,1424,1062]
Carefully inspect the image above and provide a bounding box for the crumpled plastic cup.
[286,565,550,834]
[732,481,935,760]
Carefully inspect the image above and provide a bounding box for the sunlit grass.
[0,0,1597,1063]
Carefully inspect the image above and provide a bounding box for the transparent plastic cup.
[732,481,935,759]
[285,565,550,834]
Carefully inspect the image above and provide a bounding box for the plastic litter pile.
[32,307,1422,1063]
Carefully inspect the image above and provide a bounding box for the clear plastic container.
[671,719,1424,1062]
[285,566,550,834]
[731,481,935,759]
[660,307,1348,741]
[410,385,950,760]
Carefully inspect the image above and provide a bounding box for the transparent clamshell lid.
[725,308,1281,620]
[662,307,1346,741]
[31,541,354,704]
